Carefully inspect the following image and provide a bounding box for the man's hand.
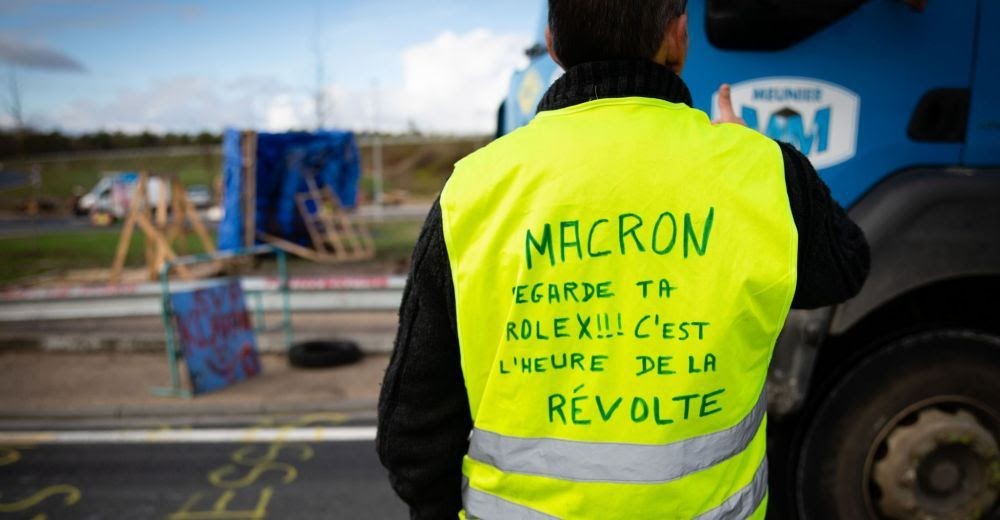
[713,84,746,126]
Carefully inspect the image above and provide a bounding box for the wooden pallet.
[109,173,217,283]
[260,182,374,263]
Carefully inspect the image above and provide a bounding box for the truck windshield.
[706,0,865,50]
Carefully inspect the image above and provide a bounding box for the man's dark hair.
[548,0,686,69]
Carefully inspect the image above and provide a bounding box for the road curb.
[0,331,395,354]
[0,277,406,322]
[0,398,380,424]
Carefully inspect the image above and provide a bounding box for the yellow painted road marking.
[0,485,81,513]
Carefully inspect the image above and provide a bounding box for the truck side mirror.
[525,43,547,58]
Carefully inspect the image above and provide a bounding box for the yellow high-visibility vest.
[441,96,797,519]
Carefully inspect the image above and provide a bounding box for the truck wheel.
[795,330,1000,519]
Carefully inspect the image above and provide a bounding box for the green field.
[0,140,472,286]
[0,140,483,213]
[0,228,202,284]
[1,152,222,213]
[0,220,423,286]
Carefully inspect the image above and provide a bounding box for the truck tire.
[795,330,1000,520]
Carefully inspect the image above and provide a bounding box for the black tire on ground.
[795,330,1000,520]
[288,340,363,368]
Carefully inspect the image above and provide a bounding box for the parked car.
[185,184,213,209]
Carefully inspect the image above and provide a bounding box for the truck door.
[688,0,979,207]
[964,0,1000,165]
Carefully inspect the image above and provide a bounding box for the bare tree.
[312,5,329,130]
[5,64,24,131]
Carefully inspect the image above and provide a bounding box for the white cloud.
[325,28,531,134]
[44,28,530,135]
[52,75,308,133]
[394,28,530,133]
[263,93,312,132]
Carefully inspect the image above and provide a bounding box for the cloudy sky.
[0,0,542,134]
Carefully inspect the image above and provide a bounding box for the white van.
[76,172,169,220]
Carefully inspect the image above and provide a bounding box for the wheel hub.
[873,408,1000,519]
[925,459,960,493]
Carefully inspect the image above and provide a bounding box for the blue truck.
[498,1,1000,518]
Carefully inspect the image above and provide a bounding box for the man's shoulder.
[704,116,778,149]
[446,124,539,195]
[628,101,783,161]
[456,123,538,169]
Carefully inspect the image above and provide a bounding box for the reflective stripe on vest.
[695,458,768,520]
[468,390,765,483]
[463,478,559,520]
[463,457,768,520]
[442,96,797,519]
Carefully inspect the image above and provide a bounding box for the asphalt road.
[0,172,29,192]
[0,215,92,238]
[0,427,407,519]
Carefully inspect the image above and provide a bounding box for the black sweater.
[376,59,870,519]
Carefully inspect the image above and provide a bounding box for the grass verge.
[0,220,423,286]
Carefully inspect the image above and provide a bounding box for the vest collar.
[536,59,694,113]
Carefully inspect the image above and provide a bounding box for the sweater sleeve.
[376,199,471,520]
[779,141,871,309]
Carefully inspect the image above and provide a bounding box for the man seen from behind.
[378,1,870,517]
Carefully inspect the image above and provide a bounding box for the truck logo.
[713,77,860,170]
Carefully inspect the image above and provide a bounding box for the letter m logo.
[742,106,831,155]
[720,78,860,170]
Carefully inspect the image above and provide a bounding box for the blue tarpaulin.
[218,129,362,251]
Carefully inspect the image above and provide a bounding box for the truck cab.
[498,1,1000,518]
